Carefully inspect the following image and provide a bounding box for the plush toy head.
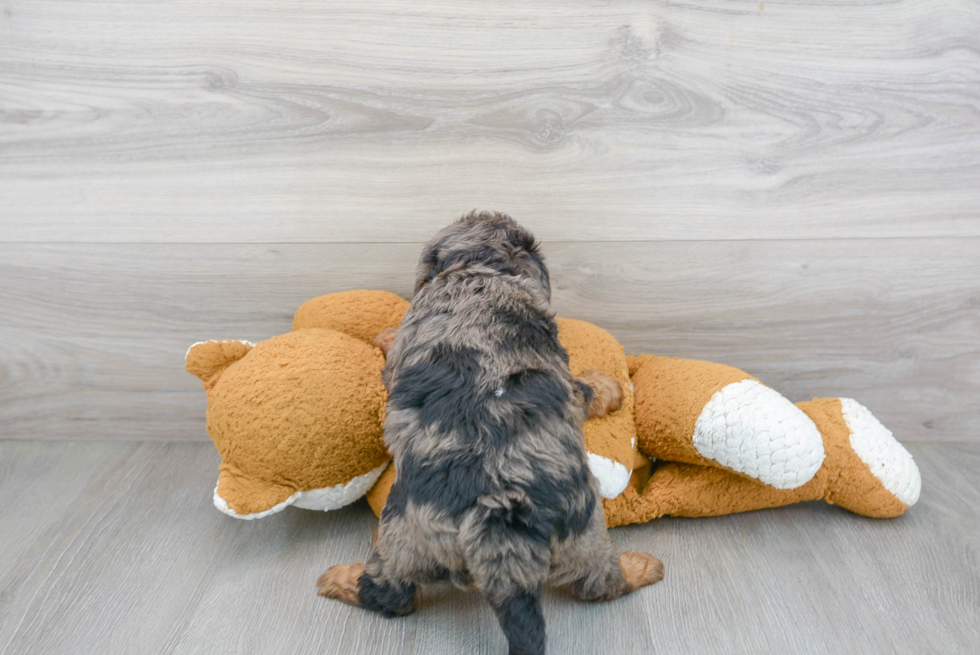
[186,290,410,519]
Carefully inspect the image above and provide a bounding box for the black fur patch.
[523,463,596,541]
[388,343,484,416]
[387,337,593,537]
[395,450,489,516]
[494,306,566,360]
[390,343,569,446]
[473,458,595,546]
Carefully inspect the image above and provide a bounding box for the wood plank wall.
[1,1,978,442]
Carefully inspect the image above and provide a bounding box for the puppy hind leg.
[559,509,663,601]
[487,588,546,655]
[569,549,664,601]
[316,562,364,606]
[568,549,631,601]
[317,552,417,617]
[358,560,417,617]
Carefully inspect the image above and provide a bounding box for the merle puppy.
[317,212,663,655]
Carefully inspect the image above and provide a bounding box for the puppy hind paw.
[619,551,664,591]
[316,563,364,606]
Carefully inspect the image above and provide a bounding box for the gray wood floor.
[1,439,977,655]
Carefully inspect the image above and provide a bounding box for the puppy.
[317,211,662,655]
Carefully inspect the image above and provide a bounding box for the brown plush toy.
[186,290,920,524]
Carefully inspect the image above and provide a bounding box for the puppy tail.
[488,589,545,655]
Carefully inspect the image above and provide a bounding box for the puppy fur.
[319,212,662,655]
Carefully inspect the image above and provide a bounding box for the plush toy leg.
[604,397,920,527]
[603,461,822,527]
[628,355,825,490]
[796,397,919,517]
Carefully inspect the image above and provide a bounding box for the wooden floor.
[1,439,977,655]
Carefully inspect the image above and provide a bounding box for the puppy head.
[415,211,550,299]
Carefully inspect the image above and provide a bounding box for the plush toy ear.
[185,339,254,388]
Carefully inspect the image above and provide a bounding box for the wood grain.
[1,239,976,442]
[1,1,978,242]
[0,440,976,654]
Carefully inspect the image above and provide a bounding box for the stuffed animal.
[184,290,405,518]
[186,290,920,525]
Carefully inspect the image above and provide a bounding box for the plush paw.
[693,380,824,489]
[619,551,664,591]
[839,398,921,507]
[317,563,364,606]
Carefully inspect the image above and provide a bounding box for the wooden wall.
[1,1,978,442]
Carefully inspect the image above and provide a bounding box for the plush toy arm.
[628,355,825,490]
[293,290,409,345]
[603,461,811,526]
[366,461,396,517]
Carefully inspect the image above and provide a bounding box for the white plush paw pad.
[213,461,389,520]
[586,452,632,499]
[840,398,921,506]
[693,380,825,489]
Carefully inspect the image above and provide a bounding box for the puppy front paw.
[373,328,398,356]
[578,370,624,419]
[317,563,364,606]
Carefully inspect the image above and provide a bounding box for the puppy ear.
[414,243,440,295]
[503,227,550,298]
[536,259,551,299]
[512,244,551,299]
